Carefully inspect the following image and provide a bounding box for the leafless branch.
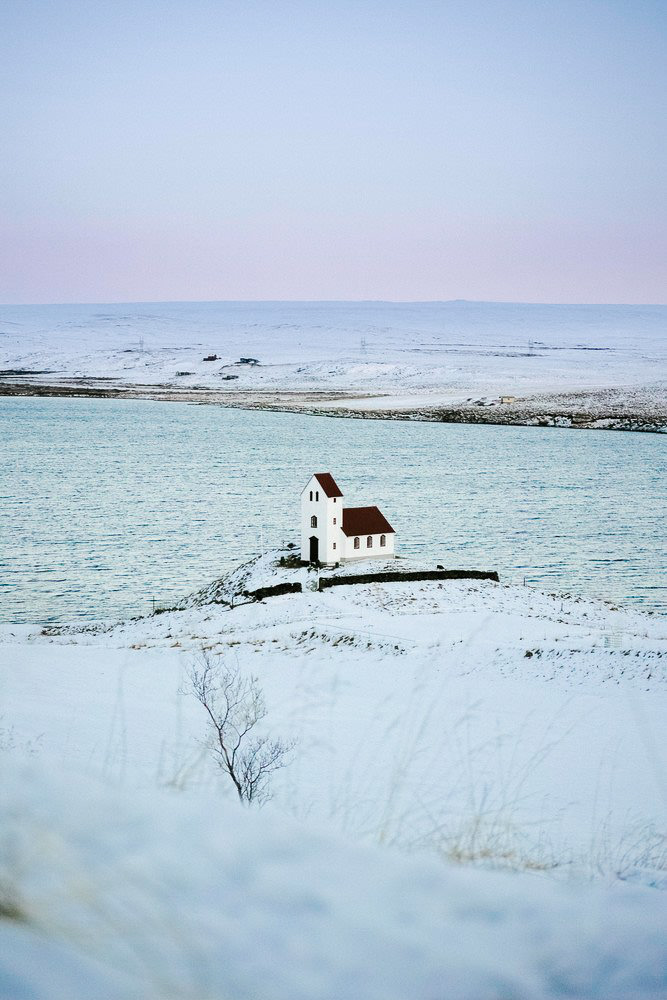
[187,650,295,805]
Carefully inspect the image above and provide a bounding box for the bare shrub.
[590,818,667,885]
[0,717,42,756]
[187,651,294,805]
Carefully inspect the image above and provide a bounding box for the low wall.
[245,581,303,601]
[318,569,499,591]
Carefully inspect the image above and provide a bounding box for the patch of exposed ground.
[1,378,665,432]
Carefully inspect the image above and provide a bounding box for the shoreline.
[2,378,666,432]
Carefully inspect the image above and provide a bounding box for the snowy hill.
[1,550,666,997]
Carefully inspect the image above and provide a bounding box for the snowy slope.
[1,552,666,997]
[2,551,665,871]
[2,763,667,1000]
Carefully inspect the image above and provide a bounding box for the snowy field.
[2,550,666,998]
[1,301,665,427]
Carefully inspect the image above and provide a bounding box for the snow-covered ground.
[2,550,666,997]
[3,764,667,1000]
[1,301,665,427]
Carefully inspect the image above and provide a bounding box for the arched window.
[380,534,386,547]
[311,515,317,528]
[367,535,373,548]
[315,490,319,501]
[309,490,313,501]
[354,537,360,549]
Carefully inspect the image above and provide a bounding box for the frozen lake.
[1,396,665,622]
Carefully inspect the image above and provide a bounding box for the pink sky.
[1,1,665,304]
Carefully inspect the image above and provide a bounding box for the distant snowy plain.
[1,300,665,411]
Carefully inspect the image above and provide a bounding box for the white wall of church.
[340,531,395,561]
[300,476,342,565]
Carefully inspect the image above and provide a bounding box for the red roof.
[342,506,395,537]
[314,472,344,498]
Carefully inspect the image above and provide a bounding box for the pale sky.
[1,0,665,304]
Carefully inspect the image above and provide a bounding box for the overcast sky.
[1,0,665,304]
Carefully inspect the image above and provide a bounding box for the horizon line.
[1,297,665,309]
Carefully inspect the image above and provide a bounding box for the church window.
[367,535,373,548]
[333,542,336,550]
[380,534,386,547]
[316,491,319,501]
[309,490,313,501]
[333,518,336,525]
[311,515,317,528]
[354,537,360,549]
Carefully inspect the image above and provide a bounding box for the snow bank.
[2,761,667,1000]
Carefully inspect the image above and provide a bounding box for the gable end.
[305,472,343,498]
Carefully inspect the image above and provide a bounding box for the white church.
[300,472,396,566]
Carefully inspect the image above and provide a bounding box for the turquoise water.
[1,396,665,622]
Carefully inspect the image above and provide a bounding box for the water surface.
[1,397,664,621]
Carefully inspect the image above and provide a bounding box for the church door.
[309,535,319,563]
